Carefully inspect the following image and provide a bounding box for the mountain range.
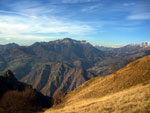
[0,38,150,97]
[0,38,104,77]
[0,38,150,112]
[95,41,150,51]
[92,43,150,75]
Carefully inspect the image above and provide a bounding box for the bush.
[0,87,42,113]
[53,90,66,105]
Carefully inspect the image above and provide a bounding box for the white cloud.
[0,10,29,17]
[0,0,95,42]
[127,13,150,20]
[0,12,94,41]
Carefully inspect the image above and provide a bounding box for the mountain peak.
[62,38,74,43]
[127,42,150,48]
[140,42,150,47]
[81,40,88,44]
[3,70,17,81]
[55,38,89,45]
[63,38,73,41]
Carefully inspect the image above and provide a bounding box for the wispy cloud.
[81,4,101,12]
[123,3,135,7]
[127,13,150,20]
[0,13,94,40]
[0,0,95,41]
[10,0,57,16]
[62,0,96,3]
[0,10,29,17]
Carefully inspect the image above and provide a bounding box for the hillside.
[22,62,96,96]
[45,84,150,113]
[45,56,150,113]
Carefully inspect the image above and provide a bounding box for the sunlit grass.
[45,83,150,113]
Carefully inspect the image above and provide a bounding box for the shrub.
[53,90,66,105]
[0,87,42,113]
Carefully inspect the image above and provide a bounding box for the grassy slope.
[45,56,150,113]
[45,83,150,113]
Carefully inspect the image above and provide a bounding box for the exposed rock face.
[22,62,96,96]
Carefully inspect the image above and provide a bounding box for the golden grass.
[45,83,150,113]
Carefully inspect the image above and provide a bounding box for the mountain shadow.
[0,70,53,113]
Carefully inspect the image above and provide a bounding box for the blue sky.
[0,0,150,47]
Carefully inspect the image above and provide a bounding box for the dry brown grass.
[44,56,150,113]
[45,83,150,113]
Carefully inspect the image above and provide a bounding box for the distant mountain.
[0,38,104,79]
[22,62,96,96]
[89,43,150,75]
[30,38,104,69]
[96,42,150,53]
[45,56,150,113]
[112,42,150,53]
[0,70,52,113]
[0,39,150,78]
[128,42,150,48]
